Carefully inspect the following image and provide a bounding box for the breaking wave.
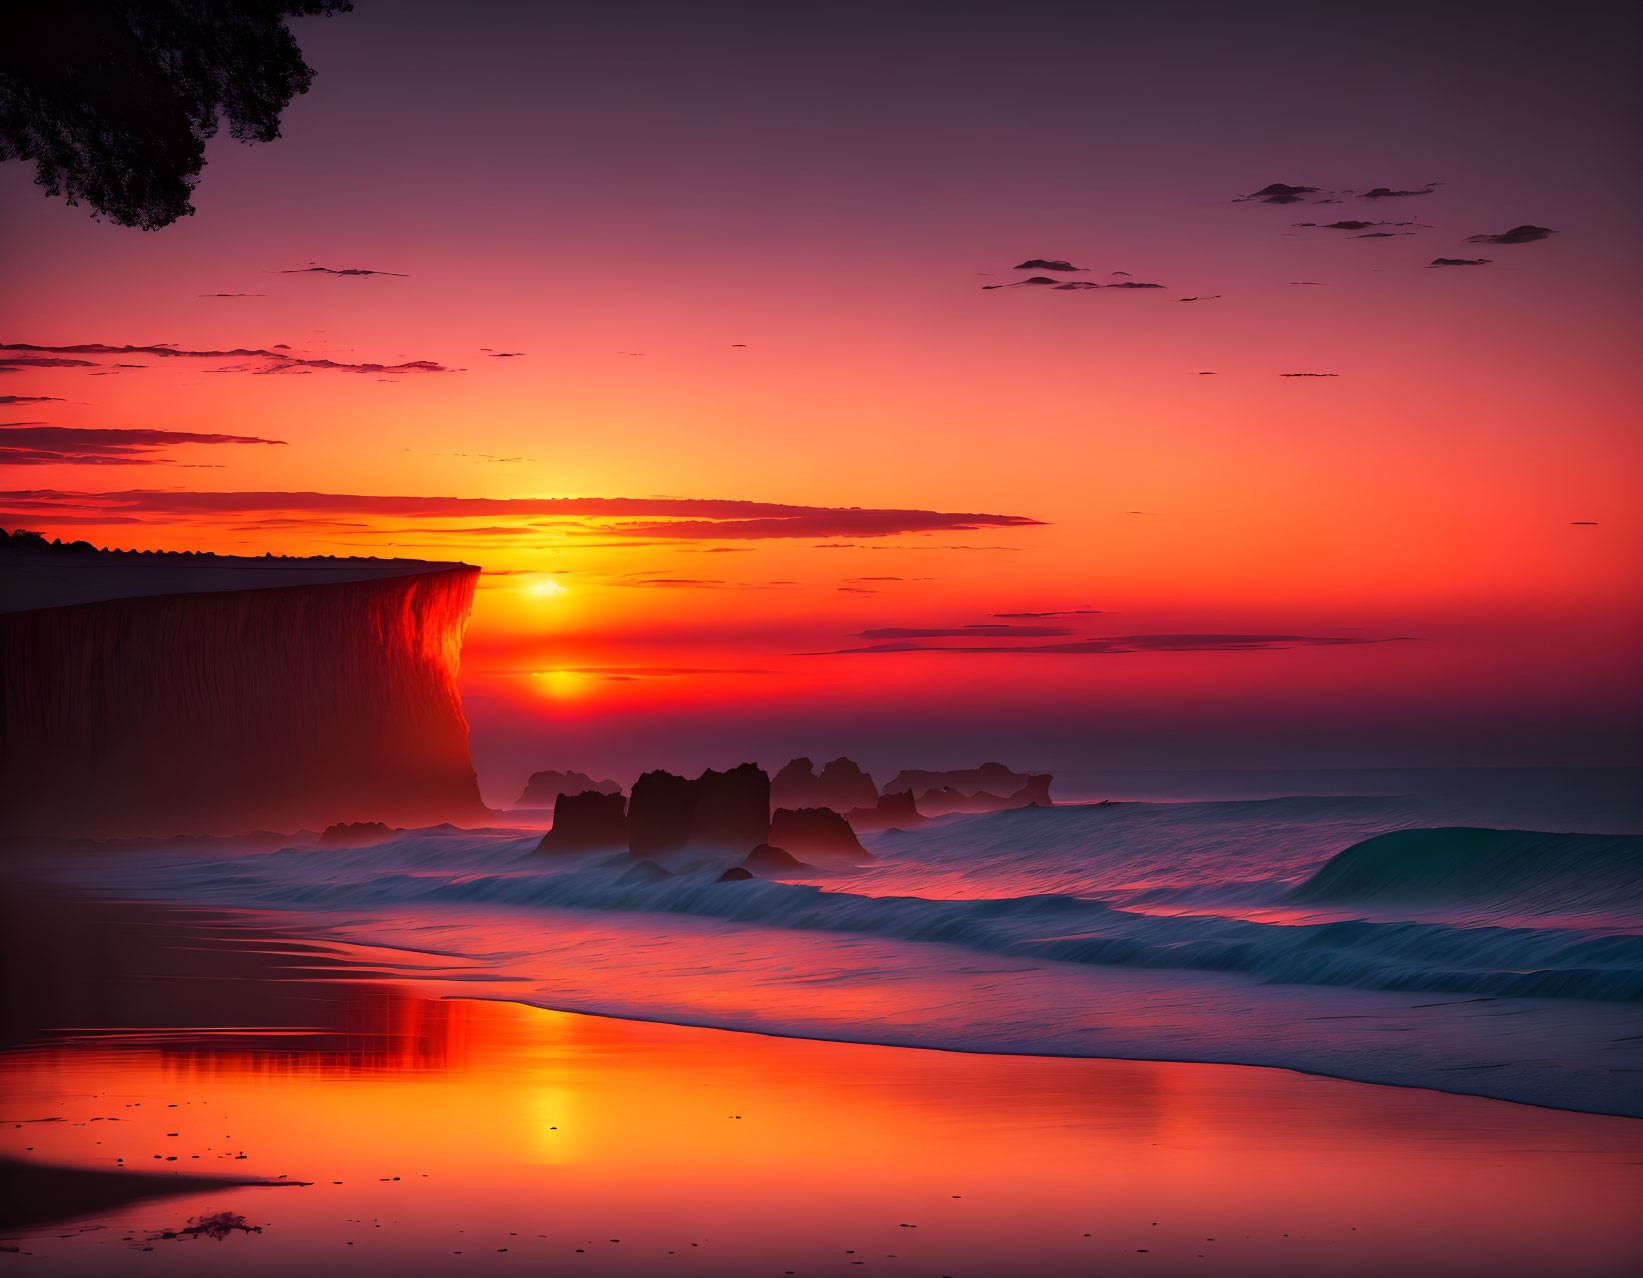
[1289,827,1643,916]
[101,817,1643,1004]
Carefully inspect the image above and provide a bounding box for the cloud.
[0,356,100,372]
[0,395,64,404]
[1428,258,1491,268]
[991,608,1103,619]
[1358,185,1437,198]
[1294,220,1425,232]
[0,426,286,467]
[1012,259,1088,271]
[854,625,1074,639]
[280,266,408,277]
[1465,225,1554,245]
[484,351,526,357]
[814,633,1411,656]
[1236,183,1323,204]
[3,489,1043,541]
[200,293,266,298]
[1178,295,1221,301]
[1570,521,1598,526]
[982,278,1165,291]
[0,341,450,376]
[1280,372,1338,378]
[621,578,727,588]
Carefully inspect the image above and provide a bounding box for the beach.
[2,895,1640,1276]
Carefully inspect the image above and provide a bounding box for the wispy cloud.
[0,426,286,467]
[854,625,1074,639]
[1,342,450,375]
[1465,225,1554,245]
[280,265,409,277]
[814,633,1411,656]
[2,489,1043,541]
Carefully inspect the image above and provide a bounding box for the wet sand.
[1,895,1640,1276]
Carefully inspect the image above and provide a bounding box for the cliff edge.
[1,535,490,837]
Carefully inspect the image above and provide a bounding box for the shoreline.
[3,895,1640,1275]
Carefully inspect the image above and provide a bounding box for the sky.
[2,0,1640,800]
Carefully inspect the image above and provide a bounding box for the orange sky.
[3,1,1639,795]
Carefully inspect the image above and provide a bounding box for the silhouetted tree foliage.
[0,1,351,230]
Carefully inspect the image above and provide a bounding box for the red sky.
[3,0,1639,798]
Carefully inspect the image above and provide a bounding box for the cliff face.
[1,565,489,837]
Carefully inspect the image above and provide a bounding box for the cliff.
[1,544,489,837]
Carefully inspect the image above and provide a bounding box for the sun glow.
[530,669,593,699]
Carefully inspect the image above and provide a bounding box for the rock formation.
[845,789,925,831]
[767,806,871,861]
[718,866,756,881]
[915,775,1053,816]
[627,763,771,857]
[0,539,489,837]
[516,769,621,808]
[742,843,814,876]
[884,762,1027,797]
[882,763,1053,816]
[318,821,397,847]
[535,790,627,854]
[770,755,879,813]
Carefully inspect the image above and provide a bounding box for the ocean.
[30,766,1643,1116]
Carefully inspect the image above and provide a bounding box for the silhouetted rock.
[769,755,879,813]
[888,763,1053,815]
[627,763,771,857]
[845,789,926,831]
[743,843,814,876]
[516,769,620,808]
[717,866,755,881]
[916,779,1053,816]
[696,763,771,850]
[318,820,396,847]
[818,757,878,809]
[626,769,698,857]
[885,762,1022,795]
[535,790,627,854]
[768,807,871,861]
[771,757,820,808]
[1009,774,1053,807]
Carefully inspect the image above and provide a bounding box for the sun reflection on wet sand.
[3,956,1641,1276]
